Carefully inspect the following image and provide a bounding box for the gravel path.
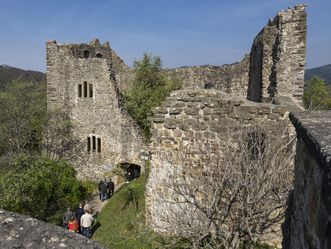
[89,183,125,214]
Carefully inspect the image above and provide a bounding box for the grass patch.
[92,175,158,249]
[91,175,276,249]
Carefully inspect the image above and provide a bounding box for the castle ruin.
[46,39,145,179]
[46,3,308,246]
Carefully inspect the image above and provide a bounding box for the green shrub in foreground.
[0,154,92,223]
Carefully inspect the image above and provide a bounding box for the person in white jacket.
[80,209,94,238]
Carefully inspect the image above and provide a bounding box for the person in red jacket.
[68,217,79,233]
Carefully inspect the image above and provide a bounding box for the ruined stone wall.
[0,209,104,249]
[248,4,307,103]
[165,55,249,97]
[146,89,290,240]
[46,40,145,179]
[283,112,331,249]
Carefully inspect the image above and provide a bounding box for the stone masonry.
[46,39,145,179]
[145,4,306,241]
[248,4,307,103]
[45,3,307,246]
[146,89,291,244]
[0,209,104,249]
[283,112,331,249]
[166,5,306,106]
[165,54,250,97]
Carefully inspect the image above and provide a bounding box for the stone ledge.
[0,210,104,249]
[289,111,331,169]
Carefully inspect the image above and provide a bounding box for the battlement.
[46,39,128,74]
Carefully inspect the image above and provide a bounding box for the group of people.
[98,178,115,202]
[63,202,94,238]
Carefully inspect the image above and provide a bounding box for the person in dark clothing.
[98,180,103,200]
[75,203,85,234]
[107,179,115,198]
[100,181,108,202]
[63,207,73,229]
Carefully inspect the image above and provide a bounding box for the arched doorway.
[120,163,141,181]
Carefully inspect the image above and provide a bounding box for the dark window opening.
[96,53,103,58]
[89,84,93,98]
[204,83,214,89]
[87,137,91,152]
[92,136,96,152]
[120,163,141,181]
[84,50,90,58]
[84,81,88,98]
[97,138,101,153]
[78,84,82,97]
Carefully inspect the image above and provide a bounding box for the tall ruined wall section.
[165,55,249,97]
[146,89,291,245]
[248,4,306,103]
[283,112,331,249]
[46,39,145,179]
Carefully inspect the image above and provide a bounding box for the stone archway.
[120,163,141,181]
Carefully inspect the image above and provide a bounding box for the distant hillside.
[305,64,331,85]
[0,65,45,90]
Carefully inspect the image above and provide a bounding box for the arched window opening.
[96,53,103,58]
[120,163,141,181]
[84,50,90,58]
[204,83,214,89]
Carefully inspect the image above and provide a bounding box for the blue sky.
[0,0,330,72]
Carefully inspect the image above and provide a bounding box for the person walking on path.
[107,178,115,198]
[63,207,73,229]
[68,217,79,233]
[98,180,103,201]
[100,181,108,202]
[75,203,85,234]
[80,209,94,238]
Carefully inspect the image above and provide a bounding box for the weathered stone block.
[152,114,165,123]
[155,107,169,114]
[273,106,286,115]
[203,108,213,115]
[268,113,281,120]
[187,102,200,108]
[183,131,194,138]
[258,106,271,115]
[173,102,186,108]
[169,108,182,115]
[213,107,230,115]
[184,108,199,115]
[164,119,177,129]
[178,123,190,131]
[173,130,182,137]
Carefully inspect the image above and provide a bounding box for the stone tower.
[247,4,307,103]
[46,39,145,179]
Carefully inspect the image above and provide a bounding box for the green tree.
[303,76,331,110]
[0,154,90,222]
[123,53,181,139]
[0,80,46,156]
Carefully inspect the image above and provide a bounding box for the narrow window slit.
[92,136,96,152]
[78,84,82,97]
[87,137,91,152]
[84,81,87,98]
[89,84,93,98]
[97,138,101,153]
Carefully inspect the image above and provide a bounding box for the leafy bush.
[303,76,331,110]
[122,53,181,139]
[0,154,91,222]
